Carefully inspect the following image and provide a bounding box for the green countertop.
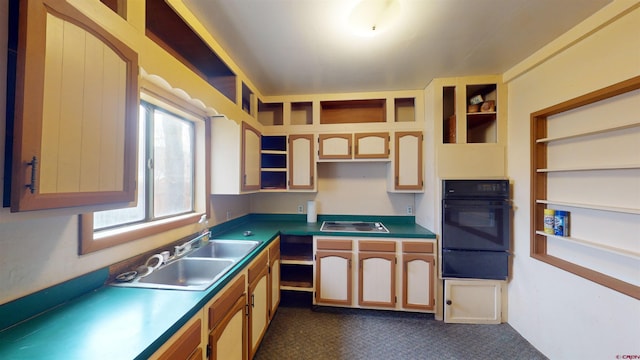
[0,214,435,359]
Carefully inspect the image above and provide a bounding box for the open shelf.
[320,99,386,124]
[258,100,284,126]
[291,102,313,125]
[535,231,640,260]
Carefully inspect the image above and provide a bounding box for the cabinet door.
[318,134,352,159]
[402,253,435,311]
[354,132,389,159]
[359,252,396,308]
[247,252,269,359]
[242,122,261,191]
[289,134,314,189]
[394,131,423,191]
[268,238,281,320]
[444,279,503,324]
[11,0,138,211]
[315,250,353,305]
[209,294,247,360]
[152,315,202,360]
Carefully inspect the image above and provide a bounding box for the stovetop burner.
[320,221,389,233]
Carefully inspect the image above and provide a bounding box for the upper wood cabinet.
[318,133,352,159]
[211,117,261,194]
[354,132,389,159]
[242,123,261,192]
[10,0,138,211]
[391,131,423,191]
[318,132,389,160]
[288,134,315,190]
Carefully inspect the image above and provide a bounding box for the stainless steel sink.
[112,239,261,291]
[187,240,259,260]
[115,258,234,291]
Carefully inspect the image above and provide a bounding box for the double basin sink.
[114,240,260,291]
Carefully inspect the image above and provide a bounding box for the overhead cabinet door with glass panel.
[10,0,138,211]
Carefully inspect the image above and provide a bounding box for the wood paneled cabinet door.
[10,0,138,211]
[444,279,503,324]
[354,132,389,159]
[358,240,396,308]
[288,134,314,190]
[401,242,435,311]
[268,237,281,320]
[208,275,247,360]
[242,122,261,191]
[315,239,353,306]
[247,253,269,359]
[393,131,424,191]
[318,133,352,159]
[152,315,203,360]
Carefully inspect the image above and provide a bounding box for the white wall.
[505,2,640,358]
[252,162,415,215]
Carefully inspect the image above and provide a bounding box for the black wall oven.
[441,179,511,280]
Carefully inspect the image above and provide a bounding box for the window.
[80,94,209,254]
[93,102,195,230]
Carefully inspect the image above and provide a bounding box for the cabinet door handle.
[446,300,452,306]
[251,294,255,308]
[25,156,38,194]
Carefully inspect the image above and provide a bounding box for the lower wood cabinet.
[247,252,270,359]
[402,242,435,311]
[151,314,204,360]
[314,236,436,313]
[315,239,353,306]
[268,237,281,320]
[358,241,396,308]
[208,275,247,360]
[444,279,503,324]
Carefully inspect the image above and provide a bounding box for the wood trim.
[394,131,423,191]
[316,239,352,251]
[530,75,640,300]
[358,240,395,252]
[358,252,396,308]
[209,275,246,330]
[78,212,203,254]
[402,241,434,254]
[288,134,315,190]
[318,133,352,159]
[315,250,353,306]
[353,132,389,159]
[402,253,435,310]
[156,318,201,360]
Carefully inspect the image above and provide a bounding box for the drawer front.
[359,240,396,252]
[402,241,434,254]
[317,239,353,251]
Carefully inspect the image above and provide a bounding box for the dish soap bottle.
[199,215,210,246]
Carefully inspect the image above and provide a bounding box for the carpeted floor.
[254,305,548,360]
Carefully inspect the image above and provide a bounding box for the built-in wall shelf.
[535,231,640,260]
[535,200,640,215]
[536,122,640,143]
[536,164,640,172]
[530,75,640,300]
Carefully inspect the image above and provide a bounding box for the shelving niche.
[530,75,640,300]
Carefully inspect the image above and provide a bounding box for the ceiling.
[182,0,613,96]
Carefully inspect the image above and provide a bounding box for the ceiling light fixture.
[347,0,402,37]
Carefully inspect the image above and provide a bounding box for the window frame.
[79,87,211,254]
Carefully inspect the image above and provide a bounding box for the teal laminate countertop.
[0,214,435,359]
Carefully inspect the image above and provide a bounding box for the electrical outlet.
[406,205,413,215]
[297,205,304,214]
[226,211,231,220]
